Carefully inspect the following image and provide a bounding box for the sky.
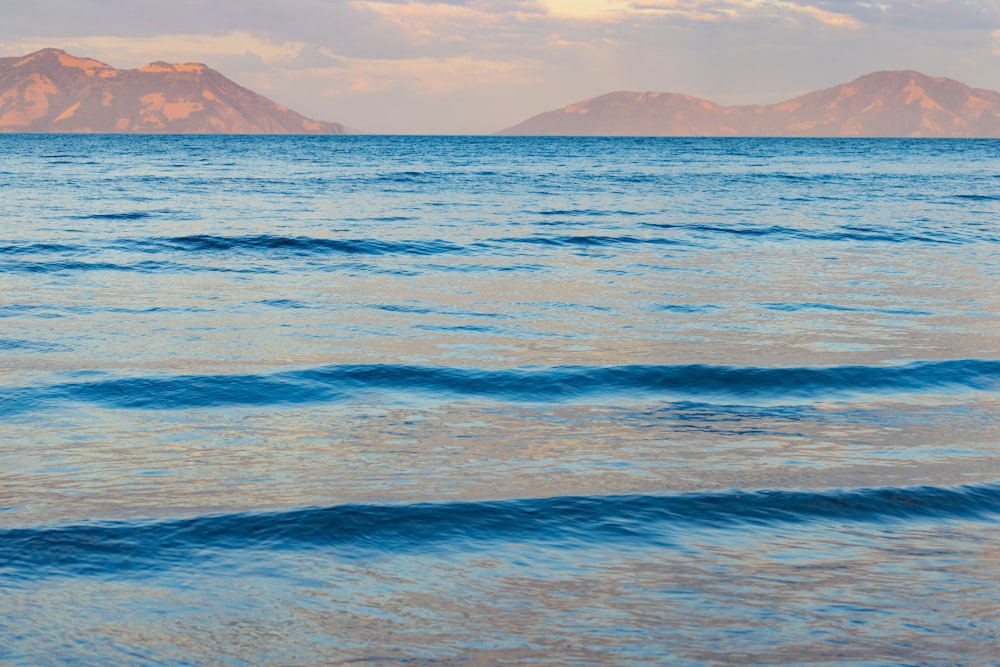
[3,0,1000,134]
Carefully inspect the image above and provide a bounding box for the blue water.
[1,136,999,665]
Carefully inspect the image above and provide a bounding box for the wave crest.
[4,483,1000,577]
[0,360,995,415]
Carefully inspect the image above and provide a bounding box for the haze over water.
[1,135,999,665]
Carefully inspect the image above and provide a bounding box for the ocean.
[1,135,998,665]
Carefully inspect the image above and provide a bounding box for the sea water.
[0,135,998,665]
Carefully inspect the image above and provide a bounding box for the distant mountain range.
[0,48,344,134]
[498,71,1000,137]
[3,50,999,137]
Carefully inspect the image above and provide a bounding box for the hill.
[0,48,344,134]
[498,71,1000,137]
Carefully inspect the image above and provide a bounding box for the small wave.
[415,262,545,273]
[761,302,934,316]
[0,338,66,353]
[0,304,47,318]
[123,235,466,257]
[497,235,682,248]
[0,242,84,256]
[413,324,503,334]
[642,222,974,245]
[837,224,963,245]
[0,260,135,274]
[257,299,311,309]
[532,209,644,218]
[4,483,1000,577]
[1,359,995,415]
[376,304,435,314]
[378,171,440,184]
[72,211,156,221]
[952,193,998,202]
[0,259,273,275]
[0,304,206,318]
[652,304,723,313]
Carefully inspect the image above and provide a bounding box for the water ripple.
[4,483,1000,577]
[1,360,995,415]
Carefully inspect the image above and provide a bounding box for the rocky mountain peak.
[0,48,344,134]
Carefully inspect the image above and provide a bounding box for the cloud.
[272,53,544,97]
[347,0,552,56]
[531,0,870,28]
[624,1,864,27]
[350,1,497,46]
[3,0,999,133]
[776,2,864,28]
[873,0,1000,29]
[540,0,631,18]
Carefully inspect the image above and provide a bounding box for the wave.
[71,211,158,220]
[531,208,646,218]
[1,359,995,415]
[0,338,66,352]
[0,304,207,318]
[1,221,993,272]
[0,242,83,256]
[0,259,153,273]
[0,259,274,275]
[641,222,992,245]
[124,235,467,257]
[497,234,683,248]
[377,170,440,184]
[952,193,998,202]
[761,302,934,316]
[0,235,468,264]
[4,483,1000,577]
[652,304,723,313]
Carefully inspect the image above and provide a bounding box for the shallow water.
[1,135,998,665]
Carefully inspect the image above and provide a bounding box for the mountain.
[0,48,344,134]
[498,71,1000,137]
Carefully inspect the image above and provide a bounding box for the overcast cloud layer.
[4,0,1000,133]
